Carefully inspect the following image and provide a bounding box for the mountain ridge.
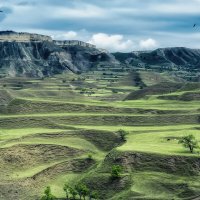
[0,31,118,77]
[113,47,200,81]
[0,31,199,80]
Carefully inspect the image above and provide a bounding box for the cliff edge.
[0,31,117,77]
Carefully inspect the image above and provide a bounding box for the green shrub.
[41,186,55,200]
[88,153,93,160]
[117,129,129,142]
[111,165,123,179]
[178,134,199,153]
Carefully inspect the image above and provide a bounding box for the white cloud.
[50,5,107,19]
[0,3,107,30]
[52,31,78,40]
[139,38,158,50]
[88,33,133,52]
[152,1,200,15]
[1,0,199,51]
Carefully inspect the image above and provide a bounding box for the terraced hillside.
[0,69,200,200]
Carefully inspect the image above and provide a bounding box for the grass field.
[0,70,200,200]
[119,129,200,156]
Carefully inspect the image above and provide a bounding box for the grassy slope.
[0,71,200,200]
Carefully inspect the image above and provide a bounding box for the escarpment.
[0,31,117,77]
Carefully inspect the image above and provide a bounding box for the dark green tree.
[178,134,199,153]
[41,186,55,200]
[90,191,99,200]
[69,187,78,200]
[75,184,83,200]
[75,183,89,200]
[111,165,123,179]
[63,183,70,200]
[81,185,89,200]
[117,129,129,142]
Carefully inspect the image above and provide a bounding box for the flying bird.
[193,24,197,28]
[0,10,3,12]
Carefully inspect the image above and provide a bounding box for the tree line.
[41,164,123,200]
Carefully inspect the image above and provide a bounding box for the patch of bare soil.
[0,144,84,173]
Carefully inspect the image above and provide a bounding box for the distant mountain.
[0,31,200,80]
[113,47,200,81]
[0,31,118,77]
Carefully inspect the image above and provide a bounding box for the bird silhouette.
[0,11,3,12]
[193,24,197,28]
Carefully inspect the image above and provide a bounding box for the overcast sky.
[0,0,200,52]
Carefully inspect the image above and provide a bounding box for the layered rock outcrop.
[0,31,118,77]
[0,31,52,42]
[113,47,200,81]
[54,40,95,48]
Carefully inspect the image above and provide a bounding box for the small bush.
[87,153,93,160]
[41,186,55,200]
[111,165,123,179]
[117,129,129,142]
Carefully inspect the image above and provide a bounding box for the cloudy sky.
[0,0,200,52]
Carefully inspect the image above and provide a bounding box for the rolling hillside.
[0,67,200,199]
[0,31,200,200]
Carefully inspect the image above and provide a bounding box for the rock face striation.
[113,47,200,69]
[113,47,200,81]
[0,31,118,77]
[54,40,96,48]
[0,31,200,79]
[0,31,52,42]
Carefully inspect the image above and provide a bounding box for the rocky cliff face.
[0,31,200,79]
[113,47,200,81]
[0,31,52,42]
[0,31,118,77]
[114,47,200,67]
[54,40,96,48]
[59,45,118,72]
[0,41,77,77]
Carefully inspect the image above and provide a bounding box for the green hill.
[0,71,200,200]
